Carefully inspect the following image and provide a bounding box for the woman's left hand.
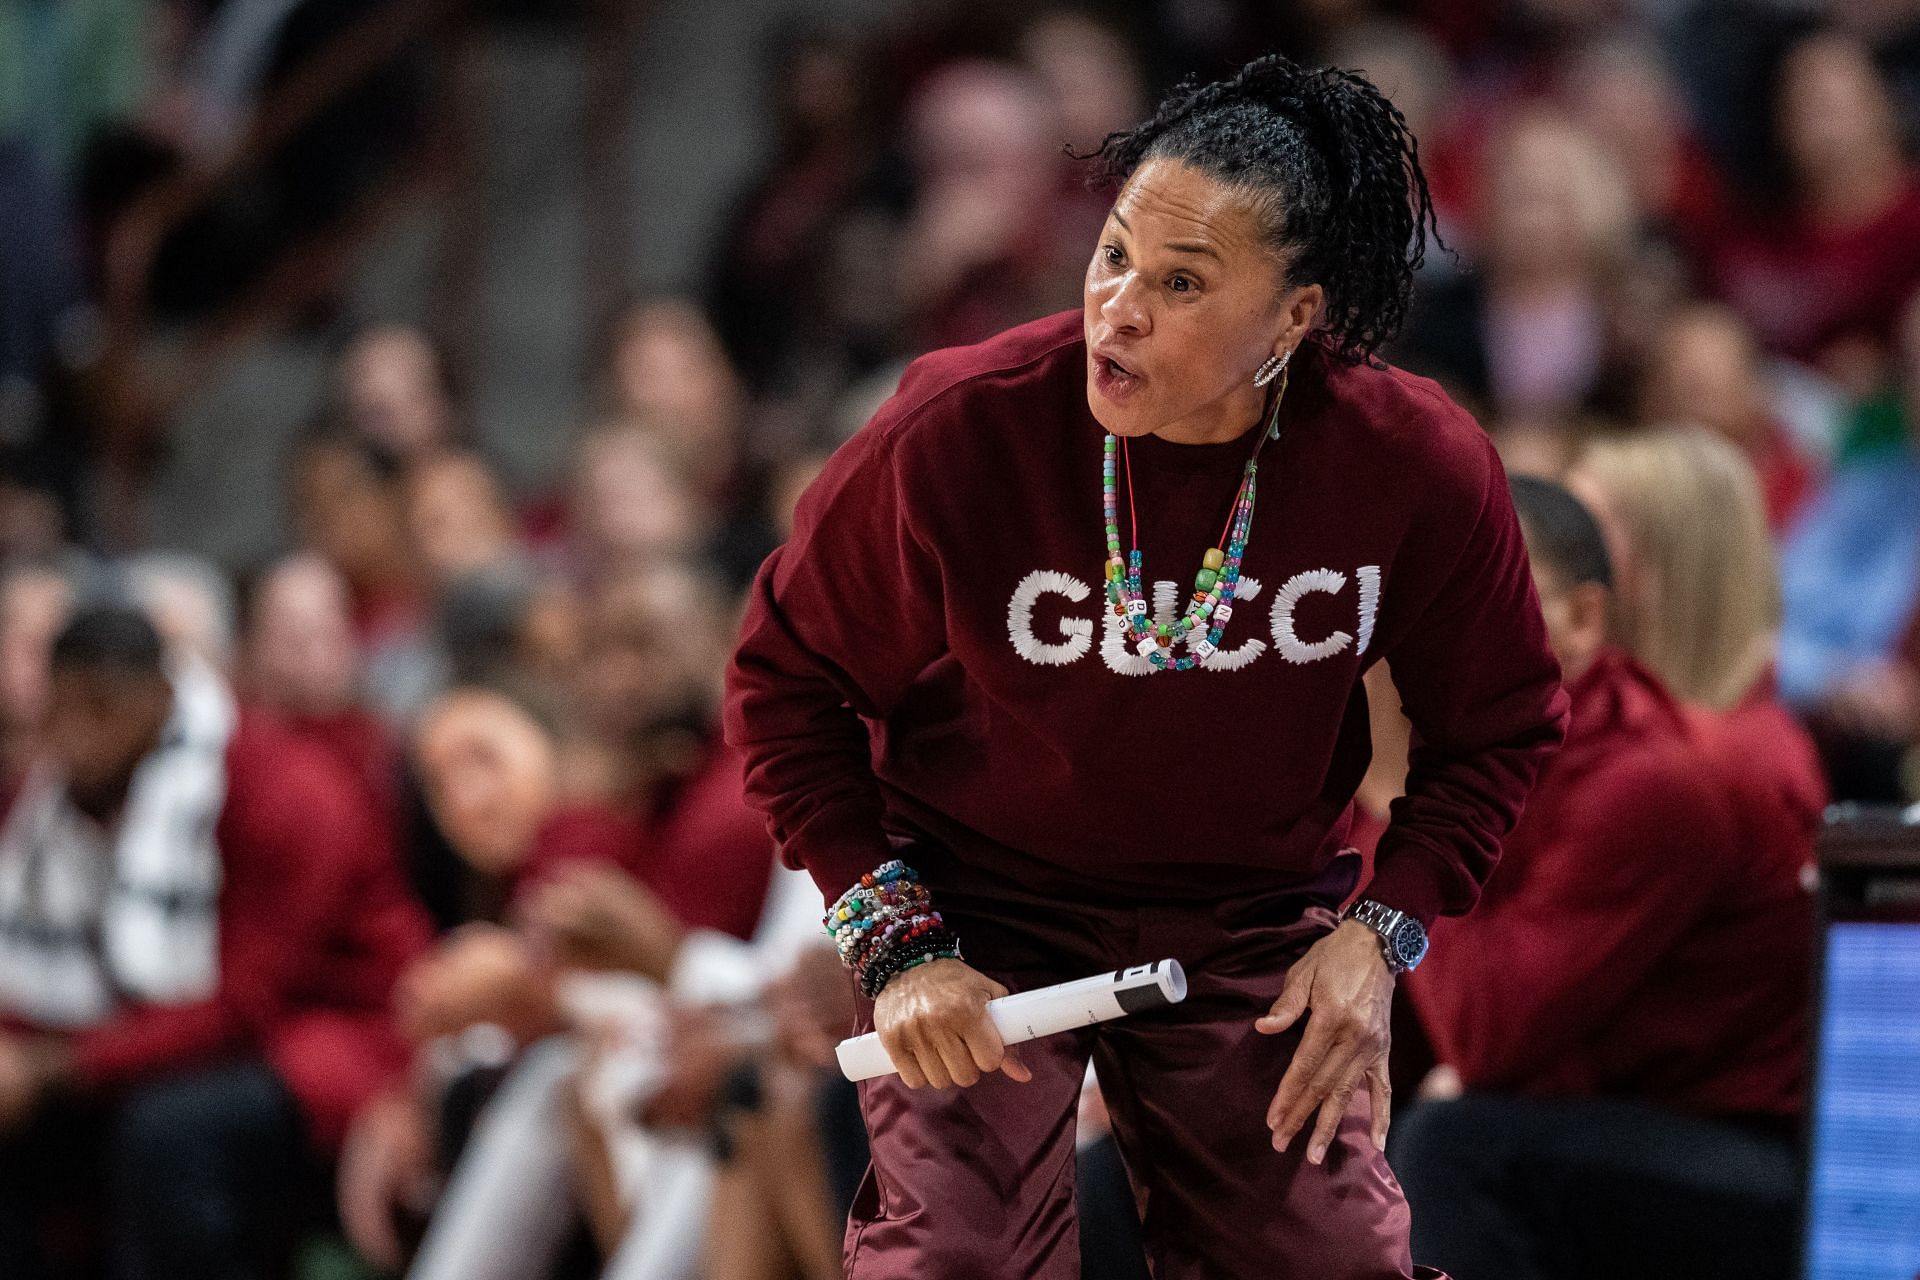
[1257,919,1395,1166]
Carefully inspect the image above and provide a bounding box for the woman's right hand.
[873,958,1033,1089]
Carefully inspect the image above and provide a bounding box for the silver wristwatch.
[1343,899,1429,974]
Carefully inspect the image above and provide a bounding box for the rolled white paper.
[836,958,1189,1082]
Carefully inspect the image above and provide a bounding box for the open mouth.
[1092,351,1142,401]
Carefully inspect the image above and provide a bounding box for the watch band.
[1343,899,1427,974]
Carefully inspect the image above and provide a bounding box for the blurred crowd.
[4,0,1920,1277]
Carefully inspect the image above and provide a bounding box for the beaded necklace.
[1102,368,1287,672]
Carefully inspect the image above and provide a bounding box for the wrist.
[1341,899,1429,975]
[1332,918,1392,967]
[827,861,962,998]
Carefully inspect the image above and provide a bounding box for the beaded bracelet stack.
[825,860,962,998]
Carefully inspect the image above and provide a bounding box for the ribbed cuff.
[787,809,899,906]
[1357,838,1452,930]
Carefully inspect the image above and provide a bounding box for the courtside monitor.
[1806,809,1920,1280]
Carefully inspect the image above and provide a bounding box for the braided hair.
[1089,54,1439,365]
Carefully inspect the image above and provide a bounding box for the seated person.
[1565,424,1826,962]
[1391,477,1812,1280]
[364,718,809,1280]
[238,551,403,826]
[0,603,427,1280]
[341,563,795,1280]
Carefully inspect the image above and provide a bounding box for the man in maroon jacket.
[1393,477,1811,1280]
[0,604,429,1280]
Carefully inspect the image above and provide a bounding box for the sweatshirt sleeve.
[725,418,951,905]
[1366,432,1569,926]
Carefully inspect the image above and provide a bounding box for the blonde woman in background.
[1565,424,1826,840]
[1357,426,1823,887]
[1566,426,1780,715]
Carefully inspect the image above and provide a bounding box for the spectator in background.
[558,564,751,871]
[405,449,526,589]
[1635,305,1821,531]
[1017,10,1148,157]
[1394,477,1808,1280]
[0,604,427,1280]
[345,559,781,1280]
[1394,109,1642,424]
[1566,427,1827,823]
[1326,21,1465,249]
[598,300,745,500]
[328,324,462,463]
[288,432,436,720]
[339,681,570,1275]
[1561,428,1826,1025]
[591,298,776,586]
[894,60,1086,351]
[1017,9,1150,296]
[1561,35,1728,260]
[1710,28,1920,388]
[0,562,72,783]
[1775,391,1920,797]
[1567,428,1785,714]
[566,424,711,588]
[408,684,561,932]
[240,551,400,825]
[708,25,881,400]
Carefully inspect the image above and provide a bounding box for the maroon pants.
[844,854,1446,1280]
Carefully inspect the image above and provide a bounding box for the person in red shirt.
[338,562,780,1274]
[1634,306,1822,533]
[240,551,403,825]
[1709,29,1920,380]
[0,604,429,1280]
[1393,477,1811,1280]
[728,53,1567,1280]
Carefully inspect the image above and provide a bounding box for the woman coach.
[726,52,1567,1279]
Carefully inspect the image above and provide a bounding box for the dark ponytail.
[1088,53,1439,365]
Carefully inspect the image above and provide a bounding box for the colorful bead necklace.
[1102,369,1287,672]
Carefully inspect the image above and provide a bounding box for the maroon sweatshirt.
[726,311,1568,924]
[1409,650,1813,1117]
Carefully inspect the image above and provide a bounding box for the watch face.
[1393,923,1430,971]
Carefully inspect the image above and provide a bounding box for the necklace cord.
[1122,366,1289,557]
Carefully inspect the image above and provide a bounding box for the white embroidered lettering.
[1270,569,1353,664]
[1199,577,1266,672]
[1356,565,1381,656]
[1007,570,1094,666]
